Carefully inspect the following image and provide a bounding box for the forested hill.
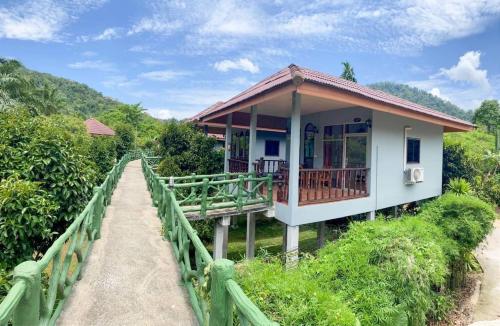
[369,82,473,121]
[22,68,122,117]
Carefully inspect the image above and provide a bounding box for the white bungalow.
[192,64,473,262]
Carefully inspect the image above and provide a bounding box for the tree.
[473,100,500,133]
[340,61,357,83]
[115,123,135,158]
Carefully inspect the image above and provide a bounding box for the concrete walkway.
[58,160,196,326]
[472,218,500,324]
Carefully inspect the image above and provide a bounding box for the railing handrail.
[0,152,137,326]
[281,167,370,172]
[141,154,275,325]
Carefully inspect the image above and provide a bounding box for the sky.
[1,0,499,120]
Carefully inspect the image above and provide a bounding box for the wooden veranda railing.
[0,152,139,326]
[141,155,276,325]
[228,158,248,173]
[277,167,369,205]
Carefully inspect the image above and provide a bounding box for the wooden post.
[224,114,232,173]
[317,221,326,248]
[13,261,41,326]
[209,259,235,326]
[246,213,256,259]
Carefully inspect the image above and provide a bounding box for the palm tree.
[340,61,357,83]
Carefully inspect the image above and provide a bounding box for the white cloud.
[94,27,120,40]
[82,50,97,57]
[128,17,182,35]
[439,51,490,89]
[147,108,175,120]
[213,58,259,73]
[102,75,139,88]
[0,0,107,42]
[141,58,170,66]
[429,88,450,102]
[138,70,190,81]
[68,60,115,71]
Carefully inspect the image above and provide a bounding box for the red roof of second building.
[84,118,115,136]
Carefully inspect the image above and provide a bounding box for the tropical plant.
[447,178,471,195]
[115,123,135,158]
[340,61,357,83]
[89,136,117,183]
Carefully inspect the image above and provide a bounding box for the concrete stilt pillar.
[246,213,256,259]
[393,205,398,218]
[213,216,231,259]
[367,211,375,221]
[284,224,299,268]
[317,221,326,248]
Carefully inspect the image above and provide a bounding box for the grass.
[206,213,347,261]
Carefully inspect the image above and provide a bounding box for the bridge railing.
[0,153,136,326]
[141,155,276,326]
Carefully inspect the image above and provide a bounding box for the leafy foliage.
[237,258,359,326]
[89,136,117,183]
[115,123,135,158]
[0,177,58,269]
[0,110,98,268]
[369,82,473,121]
[156,121,224,177]
[473,99,500,133]
[340,61,357,83]
[447,178,471,195]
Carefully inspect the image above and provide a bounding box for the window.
[407,138,420,163]
[265,140,280,156]
[346,123,368,134]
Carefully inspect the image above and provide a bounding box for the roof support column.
[223,113,232,173]
[288,91,301,210]
[246,106,258,259]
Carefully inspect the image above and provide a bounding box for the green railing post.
[209,259,235,326]
[200,178,209,217]
[267,174,273,206]
[237,175,244,210]
[164,187,173,240]
[224,172,230,199]
[12,261,41,326]
[250,171,256,199]
[92,186,104,240]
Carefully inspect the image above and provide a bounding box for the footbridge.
[0,153,276,326]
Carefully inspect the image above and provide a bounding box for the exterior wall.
[274,108,444,226]
[254,131,287,161]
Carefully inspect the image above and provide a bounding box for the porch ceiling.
[237,93,357,118]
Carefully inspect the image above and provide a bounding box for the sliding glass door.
[323,123,368,169]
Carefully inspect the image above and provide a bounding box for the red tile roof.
[193,64,473,131]
[84,118,115,136]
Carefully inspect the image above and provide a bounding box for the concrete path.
[58,160,196,326]
[472,218,500,324]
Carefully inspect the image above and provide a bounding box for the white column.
[213,216,230,259]
[223,113,232,173]
[288,92,301,209]
[317,221,326,248]
[393,205,398,218]
[367,211,375,221]
[284,225,299,268]
[246,106,258,259]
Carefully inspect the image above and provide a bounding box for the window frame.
[264,139,280,157]
[406,137,421,164]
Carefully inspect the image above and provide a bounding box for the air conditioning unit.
[405,167,424,184]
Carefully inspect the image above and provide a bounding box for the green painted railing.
[141,155,276,326]
[0,153,136,326]
[145,158,273,219]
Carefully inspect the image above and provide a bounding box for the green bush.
[0,177,58,268]
[115,123,135,158]
[420,194,495,253]
[89,136,117,183]
[237,258,359,326]
[157,155,183,177]
[307,218,454,325]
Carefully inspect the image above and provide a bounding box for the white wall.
[274,108,444,226]
[255,131,287,161]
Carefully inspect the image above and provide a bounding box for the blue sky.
[1,0,499,119]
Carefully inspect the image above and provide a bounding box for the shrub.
[419,193,495,253]
[237,258,358,326]
[157,155,183,177]
[307,218,454,325]
[0,177,58,268]
[115,123,135,158]
[447,178,471,195]
[442,142,473,186]
[89,136,117,183]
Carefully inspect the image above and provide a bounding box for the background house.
[84,118,116,137]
